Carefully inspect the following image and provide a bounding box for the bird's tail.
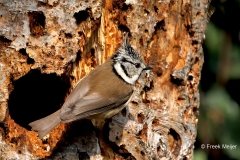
[29,109,61,139]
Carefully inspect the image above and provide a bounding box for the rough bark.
[0,0,210,159]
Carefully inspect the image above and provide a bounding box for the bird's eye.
[135,63,141,68]
[122,58,127,62]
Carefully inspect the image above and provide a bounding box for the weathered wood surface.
[0,0,210,159]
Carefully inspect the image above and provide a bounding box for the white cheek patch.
[114,62,138,85]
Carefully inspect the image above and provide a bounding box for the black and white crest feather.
[111,34,147,85]
[112,34,141,61]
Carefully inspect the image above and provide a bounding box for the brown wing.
[60,91,132,122]
[59,59,133,122]
[59,73,90,117]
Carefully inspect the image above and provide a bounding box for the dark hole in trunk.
[8,69,70,130]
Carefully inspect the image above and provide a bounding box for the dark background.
[194,0,240,159]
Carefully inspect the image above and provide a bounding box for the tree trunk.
[0,0,210,159]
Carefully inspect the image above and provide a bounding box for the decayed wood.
[0,0,210,159]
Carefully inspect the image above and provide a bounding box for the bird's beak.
[143,66,153,70]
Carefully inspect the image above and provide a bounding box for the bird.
[29,34,152,139]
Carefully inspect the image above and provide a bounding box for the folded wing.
[60,92,132,122]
